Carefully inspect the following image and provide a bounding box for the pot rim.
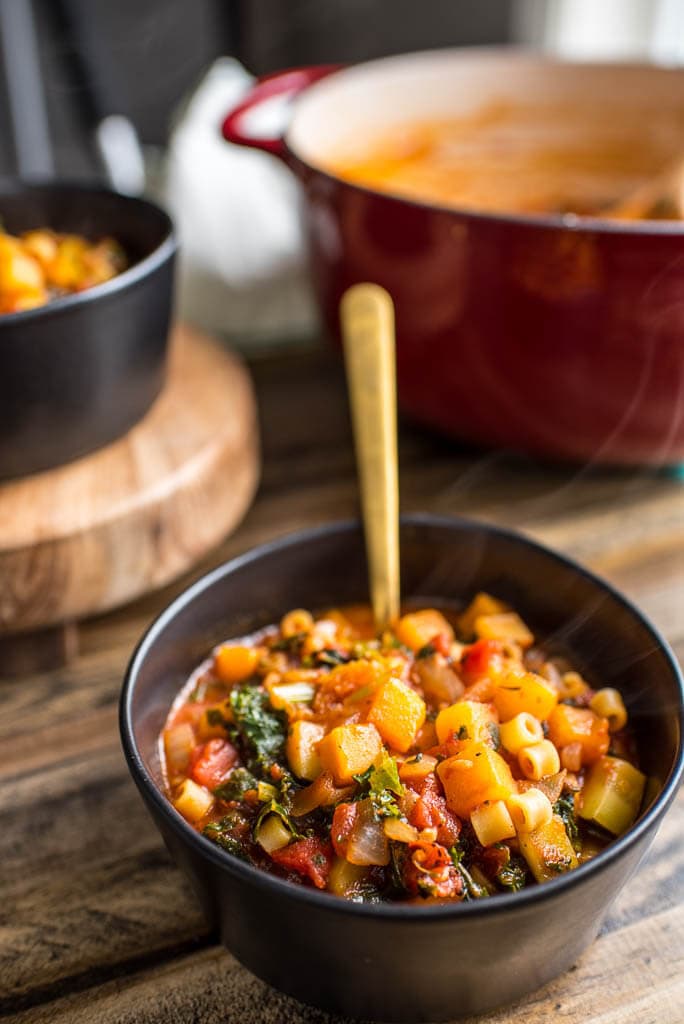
[120,513,684,920]
[283,46,684,238]
[0,180,177,327]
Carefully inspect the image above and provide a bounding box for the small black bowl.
[120,515,684,1022]
[0,181,176,479]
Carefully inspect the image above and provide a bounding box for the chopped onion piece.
[383,818,419,844]
[269,681,316,708]
[347,799,390,866]
[414,656,464,705]
[518,770,566,806]
[291,771,353,817]
[163,723,195,775]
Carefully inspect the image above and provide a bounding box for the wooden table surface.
[1,345,683,1024]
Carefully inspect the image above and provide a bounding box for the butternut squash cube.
[214,644,259,684]
[196,701,232,741]
[395,610,453,652]
[547,704,610,765]
[518,813,579,883]
[287,721,326,781]
[437,742,516,818]
[435,700,497,747]
[367,677,426,753]
[474,612,534,648]
[578,755,646,836]
[317,724,383,784]
[458,592,510,636]
[398,754,438,785]
[493,669,558,722]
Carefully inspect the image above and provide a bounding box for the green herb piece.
[369,753,403,797]
[271,633,307,652]
[416,642,437,660]
[351,640,381,660]
[457,725,470,741]
[495,850,528,892]
[449,844,489,900]
[315,649,351,667]
[371,788,403,819]
[254,798,302,841]
[203,818,249,860]
[229,684,287,767]
[354,752,404,819]
[213,767,258,801]
[554,793,582,852]
[206,707,231,730]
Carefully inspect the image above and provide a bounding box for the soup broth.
[327,101,684,218]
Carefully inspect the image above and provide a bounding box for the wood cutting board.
[0,323,259,638]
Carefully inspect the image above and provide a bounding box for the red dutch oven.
[223,49,684,465]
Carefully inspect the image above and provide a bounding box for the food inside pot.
[327,101,684,219]
[160,595,645,903]
[0,228,127,314]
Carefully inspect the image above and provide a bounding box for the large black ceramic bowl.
[0,181,176,479]
[120,516,684,1022]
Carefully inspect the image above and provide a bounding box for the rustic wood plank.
[2,793,681,1023]
[0,346,682,1023]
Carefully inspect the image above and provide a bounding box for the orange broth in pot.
[328,101,684,218]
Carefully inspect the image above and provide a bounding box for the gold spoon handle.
[340,282,400,631]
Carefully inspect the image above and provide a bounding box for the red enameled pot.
[223,49,684,466]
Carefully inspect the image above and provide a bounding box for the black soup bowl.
[120,515,684,1022]
[0,181,176,479]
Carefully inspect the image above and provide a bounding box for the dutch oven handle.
[222,65,343,161]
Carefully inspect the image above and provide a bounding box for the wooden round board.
[0,323,259,637]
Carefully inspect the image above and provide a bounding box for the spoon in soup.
[340,283,400,631]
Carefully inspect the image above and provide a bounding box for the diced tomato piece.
[460,639,504,686]
[271,837,334,889]
[401,840,463,900]
[422,737,461,763]
[430,632,452,657]
[190,738,238,790]
[330,801,359,859]
[408,774,462,847]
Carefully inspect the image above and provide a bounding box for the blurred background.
[2,0,683,180]
[2,0,682,344]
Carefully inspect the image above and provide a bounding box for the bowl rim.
[285,47,684,237]
[0,180,176,326]
[120,513,684,920]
